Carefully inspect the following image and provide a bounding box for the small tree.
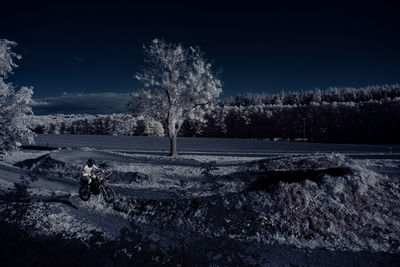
[132,39,222,156]
[0,39,35,152]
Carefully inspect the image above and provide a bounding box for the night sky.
[1,0,399,114]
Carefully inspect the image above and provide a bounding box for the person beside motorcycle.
[82,158,99,185]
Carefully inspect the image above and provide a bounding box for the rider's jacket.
[82,164,99,177]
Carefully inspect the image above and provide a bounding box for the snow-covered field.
[1,135,400,266]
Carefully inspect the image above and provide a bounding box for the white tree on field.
[0,39,35,152]
[131,39,222,156]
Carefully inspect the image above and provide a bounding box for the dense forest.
[31,84,400,143]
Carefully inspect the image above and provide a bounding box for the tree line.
[31,84,400,144]
[30,114,164,137]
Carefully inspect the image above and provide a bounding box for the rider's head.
[87,159,95,167]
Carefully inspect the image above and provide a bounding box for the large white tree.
[132,39,222,156]
[0,39,35,152]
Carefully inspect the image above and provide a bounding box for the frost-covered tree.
[132,39,222,156]
[0,39,35,152]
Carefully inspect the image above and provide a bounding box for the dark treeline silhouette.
[31,84,400,143]
[183,84,400,143]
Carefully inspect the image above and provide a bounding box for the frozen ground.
[1,135,399,266]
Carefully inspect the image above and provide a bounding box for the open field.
[35,134,400,157]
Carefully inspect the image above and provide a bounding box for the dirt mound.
[246,156,400,252]
[14,154,66,173]
[247,167,353,191]
[115,155,400,254]
[252,153,348,171]
[14,154,82,179]
[14,154,150,184]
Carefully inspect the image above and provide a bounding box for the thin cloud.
[72,56,86,63]
[33,92,132,115]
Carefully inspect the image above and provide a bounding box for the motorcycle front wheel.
[102,186,115,203]
[79,185,91,201]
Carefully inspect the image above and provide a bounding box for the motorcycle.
[79,170,115,203]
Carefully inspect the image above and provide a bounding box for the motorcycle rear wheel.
[79,185,91,201]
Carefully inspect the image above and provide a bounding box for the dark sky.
[1,0,399,114]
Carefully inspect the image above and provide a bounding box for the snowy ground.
[1,135,400,266]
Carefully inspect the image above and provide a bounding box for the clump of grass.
[200,161,218,177]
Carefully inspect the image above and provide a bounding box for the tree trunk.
[169,135,177,156]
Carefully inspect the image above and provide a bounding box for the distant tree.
[272,95,282,105]
[131,39,222,156]
[0,39,35,152]
[135,116,165,136]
